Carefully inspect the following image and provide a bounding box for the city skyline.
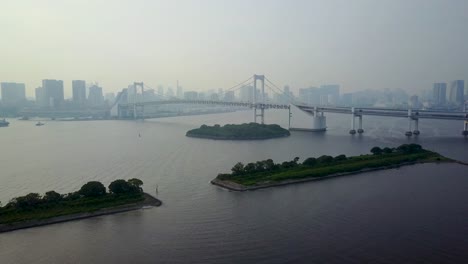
[1,0,468,98]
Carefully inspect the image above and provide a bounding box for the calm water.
[0,111,467,264]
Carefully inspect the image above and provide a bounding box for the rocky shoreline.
[211,160,459,191]
[0,193,161,233]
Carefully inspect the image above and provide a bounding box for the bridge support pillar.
[405,109,413,136]
[289,104,326,132]
[413,119,420,135]
[357,115,364,134]
[349,107,356,134]
[463,121,468,136]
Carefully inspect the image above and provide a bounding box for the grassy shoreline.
[212,144,458,191]
[0,193,161,233]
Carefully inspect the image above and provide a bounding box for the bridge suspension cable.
[225,76,254,92]
[264,77,296,103]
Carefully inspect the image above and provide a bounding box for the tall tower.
[253,74,265,124]
[133,82,144,119]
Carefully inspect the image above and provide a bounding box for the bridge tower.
[253,74,265,124]
[133,82,144,119]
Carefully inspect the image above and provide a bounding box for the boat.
[0,118,9,127]
[19,116,29,120]
[36,122,44,126]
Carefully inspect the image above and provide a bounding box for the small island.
[212,144,455,191]
[0,178,161,233]
[186,123,290,140]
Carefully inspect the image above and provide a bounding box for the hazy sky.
[1,0,468,98]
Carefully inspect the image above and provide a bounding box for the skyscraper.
[239,85,254,102]
[449,80,464,106]
[42,79,64,108]
[432,83,447,106]
[35,87,43,106]
[0,82,26,106]
[72,80,86,108]
[320,84,340,105]
[88,85,104,107]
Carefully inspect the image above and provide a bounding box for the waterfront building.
[42,79,64,108]
[0,82,26,106]
[88,85,104,107]
[432,83,447,106]
[449,80,464,106]
[72,80,86,108]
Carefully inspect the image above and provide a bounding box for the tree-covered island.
[0,178,161,233]
[186,123,290,140]
[212,144,455,191]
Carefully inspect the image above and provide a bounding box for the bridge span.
[294,104,468,136]
[115,75,468,137]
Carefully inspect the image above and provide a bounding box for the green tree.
[264,159,275,170]
[231,162,245,175]
[244,163,257,173]
[370,147,383,155]
[43,191,62,203]
[109,179,131,194]
[317,155,334,164]
[79,181,106,197]
[396,144,410,153]
[10,193,42,209]
[334,154,347,161]
[408,144,422,153]
[382,147,393,154]
[303,157,317,166]
[292,157,300,164]
[127,178,144,193]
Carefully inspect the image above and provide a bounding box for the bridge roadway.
[295,104,468,121]
[118,99,290,109]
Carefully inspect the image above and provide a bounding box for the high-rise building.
[0,82,26,106]
[184,91,198,100]
[409,95,420,108]
[88,85,104,107]
[299,87,320,105]
[177,84,183,99]
[166,87,175,97]
[224,91,235,102]
[42,79,64,108]
[105,92,116,104]
[157,86,164,97]
[72,80,86,108]
[239,85,254,102]
[320,84,340,105]
[449,80,464,106]
[35,87,43,106]
[432,83,447,106]
[341,93,353,106]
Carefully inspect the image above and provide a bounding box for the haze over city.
[1,1,468,263]
[2,0,468,98]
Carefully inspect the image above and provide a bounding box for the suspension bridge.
[113,74,468,137]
